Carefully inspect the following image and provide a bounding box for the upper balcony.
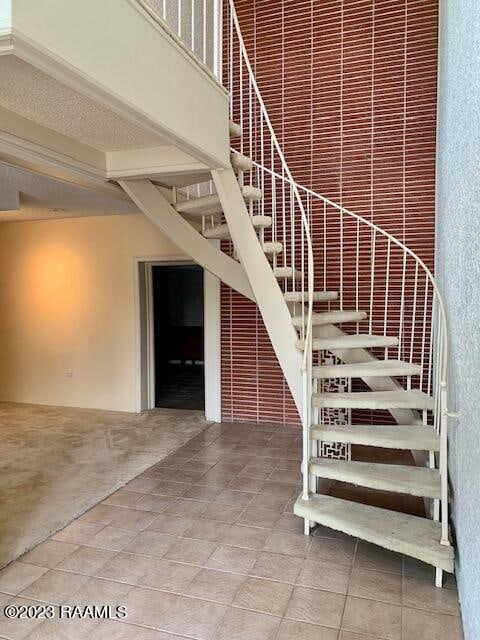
[0,0,229,194]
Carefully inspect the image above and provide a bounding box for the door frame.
[134,254,221,421]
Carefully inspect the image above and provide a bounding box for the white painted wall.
[0,214,187,411]
[0,0,12,31]
[436,2,480,637]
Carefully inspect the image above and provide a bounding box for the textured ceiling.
[0,164,138,222]
[0,57,168,151]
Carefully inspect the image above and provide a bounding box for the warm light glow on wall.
[17,243,92,338]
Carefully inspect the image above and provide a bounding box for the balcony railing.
[138,0,222,78]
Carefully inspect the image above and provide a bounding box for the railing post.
[302,364,310,502]
[302,344,311,535]
[213,0,223,80]
[301,312,313,530]
[440,381,450,546]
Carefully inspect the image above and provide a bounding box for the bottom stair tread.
[294,493,454,572]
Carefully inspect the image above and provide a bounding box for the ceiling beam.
[0,106,130,199]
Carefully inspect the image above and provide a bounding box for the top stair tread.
[309,458,441,498]
[310,423,440,451]
[294,493,454,572]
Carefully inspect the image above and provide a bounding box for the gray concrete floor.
[0,402,210,570]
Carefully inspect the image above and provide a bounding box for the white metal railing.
[224,0,451,544]
[139,0,222,78]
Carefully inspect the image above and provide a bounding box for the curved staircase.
[120,0,455,587]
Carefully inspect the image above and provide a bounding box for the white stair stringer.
[118,179,254,302]
[294,494,454,572]
[212,167,303,413]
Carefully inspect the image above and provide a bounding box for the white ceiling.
[0,164,139,223]
[0,57,168,152]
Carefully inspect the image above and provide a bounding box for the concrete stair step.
[262,241,283,256]
[230,151,252,172]
[241,185,262,201]
[296,334,399,351]
[292,310,367,328]
[175,194,222,216]
[294,493,454,572]
[312,359,422,379]
[229,120,242,138]
[274,266,303,280]
[284,291,338,303]
[175,185,261,217]
[311,390,434,410]
[310,423,440,451]
[203,214,271,240]
[309,458,441,498]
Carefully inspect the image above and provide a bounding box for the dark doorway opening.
[152,265,204,410]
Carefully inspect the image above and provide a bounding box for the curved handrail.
[250,159,449,389]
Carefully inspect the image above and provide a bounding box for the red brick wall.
[221,0,438,425]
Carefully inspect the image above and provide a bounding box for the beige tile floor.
[0,422,463,640]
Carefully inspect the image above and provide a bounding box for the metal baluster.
[355,218,360,319]
[383,239,391,357]
[213,0,222,79]
[289,184,294,292]
[260,119,265,217]
[191,0,195,52]
[420,274,429,392]
[202,0,207,64]
[410,261,419,367]
[340,209,344,311]
[428,293,437,399]
[397,249,407,360]
[323,201,327,293]
[282,168,287,269]
[229,10,233,117]
[369,228,376,335]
